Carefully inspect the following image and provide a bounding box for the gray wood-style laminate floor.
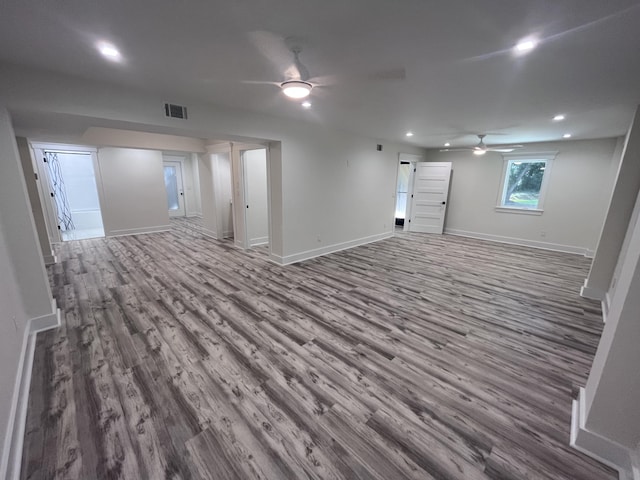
[21,218,616,480]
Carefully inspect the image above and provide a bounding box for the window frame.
[495,152,556,215]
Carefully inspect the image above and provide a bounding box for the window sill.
[495,206,543,216]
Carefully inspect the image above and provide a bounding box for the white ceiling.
[1,0,640,148]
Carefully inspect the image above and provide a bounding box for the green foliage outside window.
[502,161,546,208]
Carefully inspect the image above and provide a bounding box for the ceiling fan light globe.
[281,80,312,99]
[473,149,487,156]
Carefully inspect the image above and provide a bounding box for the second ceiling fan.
[441,134,523,155]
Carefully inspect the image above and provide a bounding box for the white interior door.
[37,151,63,243]
[230,143,268,249]
[231,146,247,248]
[408,162,452,234]
[163,160,185,217]
[243,149,269,247]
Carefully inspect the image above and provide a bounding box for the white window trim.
[495,151,557,214]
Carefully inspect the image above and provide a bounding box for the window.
[496,153,555,214]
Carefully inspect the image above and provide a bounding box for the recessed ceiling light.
[563,133,572,138]
[97,42,121,61]
[302,101,312,108]
[444,142,451,147]
[553,114,566,121]
[406,132,414,137]
[514,38,538,54]
[281,80,312,99]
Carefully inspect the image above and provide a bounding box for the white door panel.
[163,159,185,217]
[409,162,452,234]
[243,149,269,247]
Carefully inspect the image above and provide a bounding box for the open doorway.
[395,153,423,232]
[37,147,105,241]
[395,161,412,229]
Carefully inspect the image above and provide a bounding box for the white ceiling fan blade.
[240,80,280,86]
[439,147,474,152]
[248,30,295,76]
[284,65,303,81]
[310,67,406,87]
[486,145,524,152]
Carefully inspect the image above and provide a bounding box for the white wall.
[280,129,411,261]
[244,149,269,246]
[572,184,640,478]
[609,189,640,303]
[0,106,56,479]
[582,110,640,301]
[584,186,640,448]
[197,153,217,237]
[183,154,201,216]
[423,138,620,255]
[84,127,205,152]
[0,217,27,480]
[15,137,53,263]
[218,152,233,237]
[97,147,170,236]
[268,142,283,259]
[0,109,52,319]
[0,64,425,263]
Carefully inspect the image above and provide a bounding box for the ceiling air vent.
[164,103,188,120]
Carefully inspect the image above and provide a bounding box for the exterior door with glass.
[408,162,452,234]
[163,160,185,217]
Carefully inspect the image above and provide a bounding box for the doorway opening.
[394,153,422,233]
[42,149,104,241]
[395,161,412,229]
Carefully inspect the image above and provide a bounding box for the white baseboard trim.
[444,228,592,256]
[249,236,269,247]
[43,252,56,265]
[106,224,171,237]
[186,213,202,218]
[223,230,233,238]
[584,249,596,259]
[580,279,606,302]
[199,227,219,240]
[269,253,285,265]
[274,231,393,265]
[571,387,638,480]
[1,305,61,480]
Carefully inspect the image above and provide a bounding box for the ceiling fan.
[440,134,523,155]
[246,31,406,100]
[279,47,313,99]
